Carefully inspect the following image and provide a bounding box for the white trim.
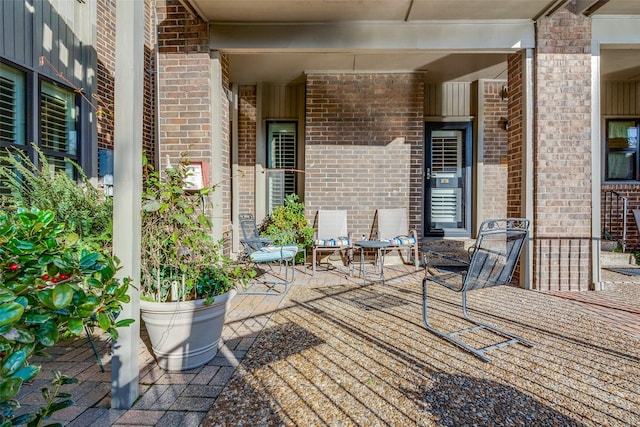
[522,49,535,291]
[592,41,603,291]
[592,16,640,44]
[210,21,535,51]
[210,52,224,241]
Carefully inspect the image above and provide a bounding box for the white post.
[111,0,143,409]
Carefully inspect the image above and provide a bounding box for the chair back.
[317,210,348,240]
[238,213,264,252]
[464,218,529,292]
[377,208,408,239]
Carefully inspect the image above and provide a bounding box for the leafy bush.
[0,208,132,425]
[0,145,113,251]
[260,194,314,263]
[140,156,254,303]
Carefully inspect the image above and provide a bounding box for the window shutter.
[267,123,297,211]
[0,64,25,146]
[41,91,70,153]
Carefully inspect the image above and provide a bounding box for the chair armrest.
[241,237,272,252]
[421,249,470,269]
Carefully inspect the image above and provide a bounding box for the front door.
[424,122,472,237]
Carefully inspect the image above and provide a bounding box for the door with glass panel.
[424,122,472,237]
[266,122,297,212]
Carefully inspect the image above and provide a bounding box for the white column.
[591,41,602,291]
[521,48,535,291]
[210,52,224,241]
[111,0,143,409]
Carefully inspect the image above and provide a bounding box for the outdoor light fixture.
[500,86,508,101]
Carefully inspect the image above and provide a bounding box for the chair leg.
[421,278,534,363]
[312,248,317,275]
[85,326,105,372]
[244,257,295,295]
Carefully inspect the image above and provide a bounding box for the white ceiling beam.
[209,21,535,51]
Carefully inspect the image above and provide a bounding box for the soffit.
[185,0,556,22]
[182,0,640,83]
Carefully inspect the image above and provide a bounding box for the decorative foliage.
[140,156,254,303]
[0,208,132,424]
[260,194,314,263]
[0,145,113,252]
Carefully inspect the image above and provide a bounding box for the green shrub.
[260,194,314,263]
[0,208,132,425]
[0,145,113,251]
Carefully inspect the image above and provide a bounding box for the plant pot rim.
[140,288,236,310]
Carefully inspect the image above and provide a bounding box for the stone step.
[601,250,637,267]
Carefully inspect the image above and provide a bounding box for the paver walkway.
[13,264,640,426]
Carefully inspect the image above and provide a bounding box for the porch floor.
[15,264,640,426]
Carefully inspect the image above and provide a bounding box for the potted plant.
[139,156,254,371]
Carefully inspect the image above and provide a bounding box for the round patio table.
[354,240,390,284]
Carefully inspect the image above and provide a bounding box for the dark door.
[424,122,472,237]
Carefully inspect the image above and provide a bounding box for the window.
[266,121,297,212]
[0,63,26,147]
[0,60,79,179]
[605,119,640,181]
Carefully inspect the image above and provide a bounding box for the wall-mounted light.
[500,86,508,101]
[501,118,509,131]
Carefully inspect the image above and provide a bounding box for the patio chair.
[376,208,419,270]
[421,218,534,362]
[312,210,353,275]
[239,213,298,294]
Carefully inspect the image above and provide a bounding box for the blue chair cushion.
[250,246,298,263]
[313,237,351,248]
[382,235,416,247]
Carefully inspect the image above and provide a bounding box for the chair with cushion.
[421,218,533,362]
[312,210,353,275]
[238,213,298,294]
[376,208,419,270]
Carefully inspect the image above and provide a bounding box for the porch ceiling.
[182,0,640,83]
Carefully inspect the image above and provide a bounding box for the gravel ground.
[204,268,640,427]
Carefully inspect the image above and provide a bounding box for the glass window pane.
[608,152,635,180]
[40,81,77,155]
[0,63,26,146]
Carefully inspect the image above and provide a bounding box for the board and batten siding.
[424,82,472,118]
[601,81,640,116]
[0,0,96,90]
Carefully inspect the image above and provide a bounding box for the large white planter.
[140,289,236,371]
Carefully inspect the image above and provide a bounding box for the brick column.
[532,9,593,290]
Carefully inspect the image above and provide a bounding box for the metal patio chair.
[238,213,298,294]
[421,218,534,362]
[312,210,353,275]
[376,208,420,270]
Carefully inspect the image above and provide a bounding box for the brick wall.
[304,73,424,237]
[238,85,257,217]
[96,0,155,160]
[155,0,233,249]
[482,81,509,220]
[533,8,593,291]
[507,52,524,219]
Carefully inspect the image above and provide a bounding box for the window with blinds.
[431,130,463,225]
[0,63,26,146]
[41,81,77,155]
[267,122,297,212]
